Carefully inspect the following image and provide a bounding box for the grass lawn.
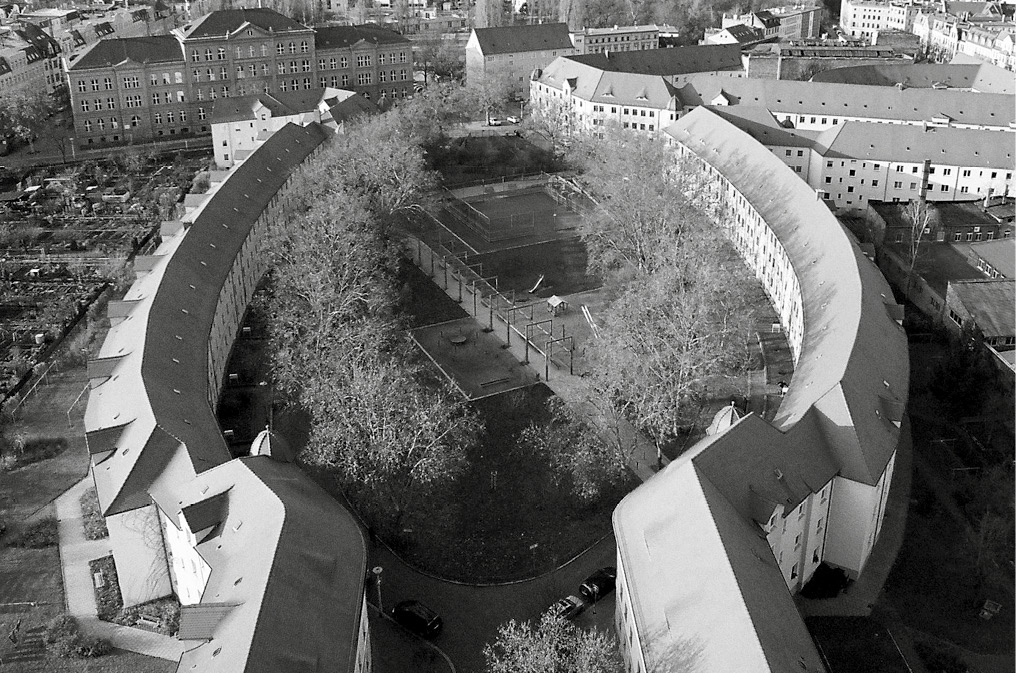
[882,470,1014,655]
[391,384,636,582]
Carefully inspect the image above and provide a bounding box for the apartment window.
[318,59,326,71]
[83,119,92,132]
[196,89,204,101]
[910,182,917,190]
[151,93,160,106]
[197,107,206,120]
[208,68,216,81]
[960,186,969,193]
[991,172,998,178]
[954,232,962,241]
[277,42,285,55]
[940,184,949,192]
[205,48,213,61]
[786,149,792,157]
[379,70,387,82]
[791,564,799,579]
[795,166,802,173]
[300,40,309,53]
[107,98,116,110]
[797,150,803,157]
[191,49,200,62]
[399,51,407,62]
[329,57,337,69]
[302,78,310,89]
[153,112,162,124]
[894,181,902,189]
[278,62,286,75]
[340,56,348,68]
[123,75,139,89]
[302,60,311,72]
[79,99,90,112]
[849,169,856,176]
[847,186,855,193]
[180,109,187,122]
[357,55,371,67]
[249,64,256,78]
[237,65,245,79]
[249,46,256,58]
[262,64,269,77]
[220,67,229,80]
[342,74,349,87]
[289,61,298,73]
[826,177,832,184]
[357,72,371,85]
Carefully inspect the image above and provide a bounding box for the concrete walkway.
[55,475,187,662]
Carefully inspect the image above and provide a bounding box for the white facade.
[570,25,659,54]
[160,508,213,606]
[825,453,896,573]
[840,0,919,40]
[107,505,173,608]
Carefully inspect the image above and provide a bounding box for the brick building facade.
[66,9,411,147]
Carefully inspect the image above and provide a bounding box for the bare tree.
[904,197,934,297]
[484,611,624,673]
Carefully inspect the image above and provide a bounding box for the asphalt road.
[372,531,618,673]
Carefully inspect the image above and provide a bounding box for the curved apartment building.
[612,106,910,673]
[83,122,371,673]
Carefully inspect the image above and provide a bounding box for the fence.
[441,189,538,243]
[406,235,575,381]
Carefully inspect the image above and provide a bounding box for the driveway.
[371,532,617,673]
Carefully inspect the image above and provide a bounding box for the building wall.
[840,0,914,40]
[107,505,173,607]
[572,26,659,54]
[530,78,681,137]
[316,42,413,102]
[159,508,212,606]
[824,451,895,577]
[745,53,914,80]
[355,596,372,673]
[467,30,575,96]
[613,557,648,673]
[766,482,833,591]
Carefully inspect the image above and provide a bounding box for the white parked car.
[506,115,521,124]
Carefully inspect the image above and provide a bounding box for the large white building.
[705,104,1014,211]
[84,122,372,673]
[612,105,910,673]
[570,24,660,54]
[840,0,922,40]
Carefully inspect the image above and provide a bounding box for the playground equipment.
[528,274,545,294]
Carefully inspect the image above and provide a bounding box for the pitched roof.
[168,457,368,673]
[536,56,679,109]
[969,238,1016,277]
[210,89,327,124]
[810,120,1013,168]
[314,24,410,50]
[68,34,182,70]
[85,124,331,517]
[326,92,381,123]
[568,43,742,75]
[813,62,1015,94]
[180,8,310,39]
[724,23,767,43]
[676,74,1015,129]
[472,22,573,55]
[613,459,826,673]
[666,106,909,486]
[946,279,1016,336]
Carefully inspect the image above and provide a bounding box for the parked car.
[506,115,521,124]
[391,600,443,638]
[550,595,587,621]
[579,567,617,603]
[487,117,503,126]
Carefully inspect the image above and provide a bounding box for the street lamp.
[372,566,384,610]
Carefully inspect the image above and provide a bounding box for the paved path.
[406,234,663,482]
[55,475,187,662]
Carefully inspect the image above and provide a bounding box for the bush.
[89,555,123,622]
[44,614,112,658]
[11,516,59,548]
[79,487,108,540]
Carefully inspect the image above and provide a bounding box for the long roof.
[812,62,1016,94]
[946,279,1015,336]
[314,24,410,50]
[676,74,1016,129]
[536,56,679,108]
[179,8,311,39]
[471,22,573,55]
[665,105,909,489]
[567,43,742,75]
[969,238,1016,276]
[613,457,826,673]
[85,123,330,517]
[210,89,328,124]
[166,457,367,673]
[614,104,909,672]
[68,34,182,70]
[707,103,1015,168]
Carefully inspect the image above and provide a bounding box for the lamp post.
[372,566,383,610]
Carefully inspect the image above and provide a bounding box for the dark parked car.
[392,600,443,638]
[579,567,617,603]
[550,595,587,621]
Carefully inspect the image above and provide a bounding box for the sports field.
[437,186,583,254]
